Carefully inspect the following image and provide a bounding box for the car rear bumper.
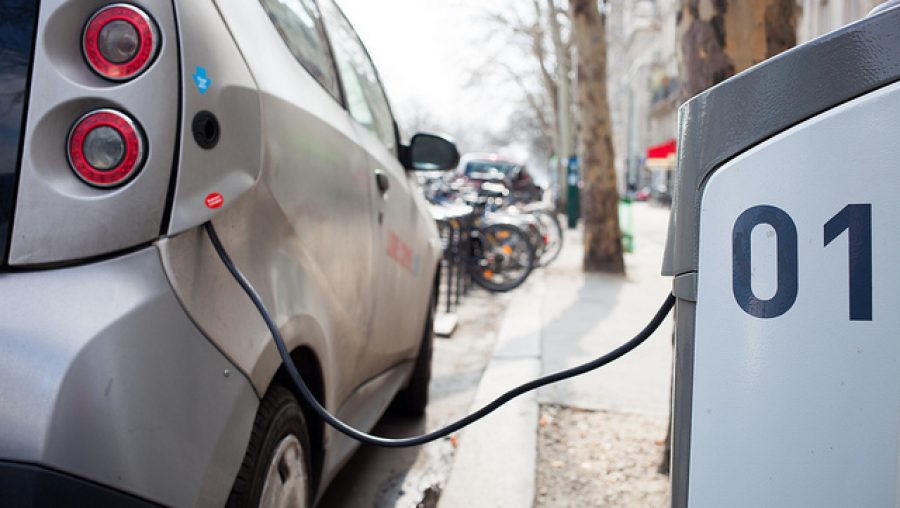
[0,246,258,507]
[0,461,161,508]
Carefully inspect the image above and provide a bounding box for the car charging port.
[191,111,220,150]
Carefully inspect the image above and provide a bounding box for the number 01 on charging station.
[686,82,900,507]
[732,203,871,321]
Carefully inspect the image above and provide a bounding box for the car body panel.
[161,0,440,491]
[9,0,179,266]
[2,0,444,502]
[320,360,413,490]
[0,246,257,507]
[164,0,377,400]
[166,0,263,236]
[361,124,435,370]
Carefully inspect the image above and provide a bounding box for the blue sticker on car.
[193,66,211,94]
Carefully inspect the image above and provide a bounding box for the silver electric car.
[0,1,459,506]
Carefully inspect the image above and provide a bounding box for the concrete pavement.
[440,203,673,507]
[439,276,544,508]
[538,204,673,417]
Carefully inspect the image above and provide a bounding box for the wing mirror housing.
[401,132,460,171]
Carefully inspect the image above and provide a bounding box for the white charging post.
[663,5,900,507]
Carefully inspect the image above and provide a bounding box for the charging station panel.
[689,80,900,507]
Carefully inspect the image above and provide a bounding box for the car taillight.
[83,4,159,81]
[67,109,145,188]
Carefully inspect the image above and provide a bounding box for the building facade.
[605,0,886,201]
[606,0,679,199]
[797,0,883,43]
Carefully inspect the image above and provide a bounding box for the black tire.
[523,221,546,262]
[391,289,435,417]
[470,223,535,292]
[227,385,313,508]
[533,210,563,267]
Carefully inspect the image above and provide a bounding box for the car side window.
[259,0,341,100]
[319,0,396,154]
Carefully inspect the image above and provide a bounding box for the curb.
[439,273,544,508]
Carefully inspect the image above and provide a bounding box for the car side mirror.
[401,133,460,171]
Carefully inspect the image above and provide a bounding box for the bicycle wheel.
[532,209,563,267]
[469,223,535,292]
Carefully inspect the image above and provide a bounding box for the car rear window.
[0,1,37,264]
[464,161,518,178]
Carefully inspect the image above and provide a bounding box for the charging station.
[664,5,900,507]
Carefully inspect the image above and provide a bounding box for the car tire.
[227,385,313,508]
[391,289,436,417]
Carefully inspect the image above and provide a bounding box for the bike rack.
[431,207,475,337]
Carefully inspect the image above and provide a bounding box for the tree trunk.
[660,0,797,476]
[677,0,797,100]
[570,0,624,274]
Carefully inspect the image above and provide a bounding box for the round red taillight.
[67,109,145,188]
[83,4,159,81]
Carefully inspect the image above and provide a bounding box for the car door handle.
[374,170,390,194]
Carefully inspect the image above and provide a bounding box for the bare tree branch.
[496,62,554,139]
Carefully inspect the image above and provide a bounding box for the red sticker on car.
[387,231,418,274]
[205,192,224,209]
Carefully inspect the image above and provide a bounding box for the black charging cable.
[204,222,676,448]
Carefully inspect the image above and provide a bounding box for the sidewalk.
[440,203,673,507]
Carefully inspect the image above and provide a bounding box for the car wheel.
[391,288,435,417]
[227,385,312,508]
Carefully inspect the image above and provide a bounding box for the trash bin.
[663,6,900,507]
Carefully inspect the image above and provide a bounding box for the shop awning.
[646,138,676,170]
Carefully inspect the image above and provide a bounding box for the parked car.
[456,153,543,203]
[634,186,651,202]
[0,1,458,506]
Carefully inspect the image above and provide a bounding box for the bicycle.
[428,178,537,293]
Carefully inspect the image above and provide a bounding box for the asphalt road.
[318,286,512,507]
